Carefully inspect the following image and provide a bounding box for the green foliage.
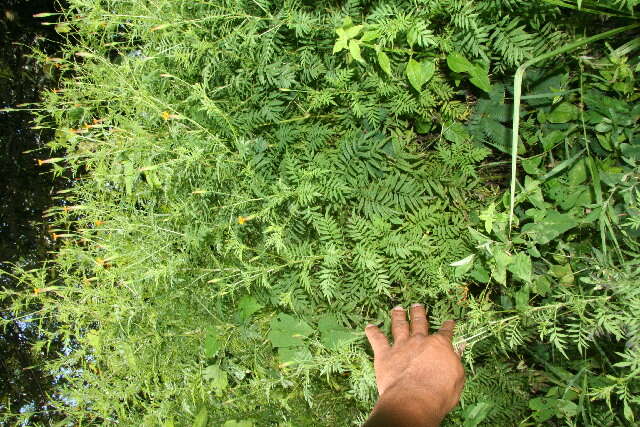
[2,0,640,425]
[458,36,640,424]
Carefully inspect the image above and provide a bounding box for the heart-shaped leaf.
[406,59,435,91]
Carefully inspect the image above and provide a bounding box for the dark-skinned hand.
[363,304,465,427]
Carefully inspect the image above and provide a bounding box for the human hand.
[364,304,464,426]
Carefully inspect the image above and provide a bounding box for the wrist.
[366,384,447,427]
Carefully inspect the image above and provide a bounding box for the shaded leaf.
[268,313,313,348]
[318,315,358,349]
[521,211,579,245]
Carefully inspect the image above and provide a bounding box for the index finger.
[436,319,456,341]
[365,324,390,356]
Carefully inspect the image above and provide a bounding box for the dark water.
[1,0,65,423]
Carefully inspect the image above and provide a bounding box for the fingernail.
[411,303,423,308]
[392,305,404,311]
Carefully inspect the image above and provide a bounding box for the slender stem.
[508,23,640,230]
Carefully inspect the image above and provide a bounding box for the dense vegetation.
[0,0,67,422]
[2,0,639,425]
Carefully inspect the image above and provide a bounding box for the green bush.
[2,0,639,425]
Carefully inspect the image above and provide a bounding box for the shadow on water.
[1,0,67,423]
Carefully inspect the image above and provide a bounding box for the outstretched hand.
[363,304,465,427]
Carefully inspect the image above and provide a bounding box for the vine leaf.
[406,59,434,91]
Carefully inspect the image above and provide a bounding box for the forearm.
[364,386,445,427]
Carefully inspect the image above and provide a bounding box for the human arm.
[363,304,465,427]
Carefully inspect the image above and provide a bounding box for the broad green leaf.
[193,408,209,427]
[515,287,530,311]
[446,52,474,73]
[349,40,365,63]
[318,314,358,349]
[549,264,574,285]
[268,313,313,348]
[377,50,392,76]
[333,37,348,53]
[547,102,578,123]
[479,202,496,233]
[529,397,557,422]
[508,252,532,283]
[462,402,492,427]
[203,328,221,358]
[624,400,634,421]
[203,365,228,394]
[469,73,491,93]
[361,30,379,42]
[407,27,418,48]
[492,250,512,285]
[557,399,578,417]
[532,275,551,296]
[521,211,579,245]
[542,130,565,151]
[522,156,543,175]
[470,264,490,283]
[278,346,312,367]
[406,59,434,91]
[343,24,363,39]
[237,295,262,322]
[415,119,432,133]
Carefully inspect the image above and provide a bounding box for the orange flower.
[94,220,105,226]
[52,233,60,240]
[161,111,179,120]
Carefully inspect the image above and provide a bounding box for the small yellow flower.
[238,216,247,225]
[161,111,171,121]
[37,159,44,166]
[52,233,60,240]
[34,288,42,295]
[94,220,105,226]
